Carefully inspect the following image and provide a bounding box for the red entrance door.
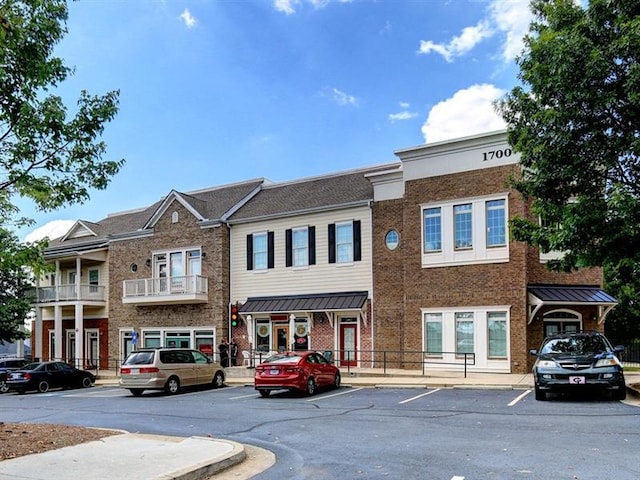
[339,322,357,367]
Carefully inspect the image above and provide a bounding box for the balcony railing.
[35,284,106,303]
[122,275,208,305]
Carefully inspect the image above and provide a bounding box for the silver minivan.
[119,348,225,396]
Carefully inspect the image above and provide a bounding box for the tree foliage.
[0,0,124,223]
[498,0,640,272]
[0,0,124,343]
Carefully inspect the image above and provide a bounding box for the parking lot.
[2,384,639,479]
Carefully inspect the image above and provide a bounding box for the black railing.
[621,341,640,367]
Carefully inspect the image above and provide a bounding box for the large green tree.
[0,0,124,342]
[498,0,640,270]
[497,0,640,341]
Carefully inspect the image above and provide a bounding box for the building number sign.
[482,148,512,161]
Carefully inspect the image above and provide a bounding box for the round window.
[385,230,399,250]
[130,263,138,273]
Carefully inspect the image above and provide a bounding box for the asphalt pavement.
[1,368,638,480]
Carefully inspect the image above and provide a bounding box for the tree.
[0,228,46,341]
[497,0,640,272]
[0,1,124,342]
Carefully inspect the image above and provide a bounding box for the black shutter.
[267,231,275,269]
[246,234,253,270]
[353,220,361,262]
[309,226,316,265]
[328,224,336,264]
[285,229,292,267]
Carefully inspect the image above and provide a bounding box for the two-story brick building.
[368,131,616,374]
[30,130,616,374]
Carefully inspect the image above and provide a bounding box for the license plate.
[130,368,139,375]
[270,369,279,375]
[569,376,586,384]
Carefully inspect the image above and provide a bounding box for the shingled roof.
[227,164,397,223]
[46,179,264,252]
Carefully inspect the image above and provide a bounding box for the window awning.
[527,285,617,325]
[239,291,368,314]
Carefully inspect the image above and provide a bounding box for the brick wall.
[107,200,230,360]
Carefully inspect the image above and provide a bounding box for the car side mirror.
[613,345,625,353]
[529,349,538,356]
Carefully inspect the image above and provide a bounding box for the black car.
[0,358,31,394]
[6,361,95,394]
[529,331,626,401]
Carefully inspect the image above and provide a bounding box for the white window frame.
[421,194,509,267]
[336,221,354,264]
[253,232,268,271]
[293,226,309,267]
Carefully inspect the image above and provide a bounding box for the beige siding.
[231,205,373,301]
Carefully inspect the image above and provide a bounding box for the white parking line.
[399,388,441,404]
[451,476,465,480]
[230,393,260,399]
[508,389,531,406]
[306,387,364,401]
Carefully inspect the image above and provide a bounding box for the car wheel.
[534,385,547,401]
[129,389,144,397]
[82,376,93,388]
[612,381,627,401]
[38,381,50,393]
[259,390,270,398]
[212,371,224,389]
[333,372,341,389]
[0,381,8,394]
[165,376,180,394]
[306,377,316,396]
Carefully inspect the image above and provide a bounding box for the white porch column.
[54,305,63,361]
[74,303,84,369]
[34,308,43,361]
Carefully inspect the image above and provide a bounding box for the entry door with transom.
[339,319,357,367]
[273,324,289,353]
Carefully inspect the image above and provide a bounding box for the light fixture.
[145,259,151,267]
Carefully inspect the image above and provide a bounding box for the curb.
[160,438,246,480]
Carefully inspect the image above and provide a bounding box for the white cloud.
[24,220,75,243]
[421,84,507,143]
[179,8,197,28]
[388,111,417,123]
[488,0,533,61]
[418,0,533,63]
[330,87,357,106]
[418,21,494,63]
[273,0,351,15]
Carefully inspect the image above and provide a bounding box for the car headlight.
[594,357,622,368]
[537,360,557,368]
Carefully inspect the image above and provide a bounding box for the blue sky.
[20,0,534,242]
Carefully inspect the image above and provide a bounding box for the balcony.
[122,275,208,305]
[35,284,106,304]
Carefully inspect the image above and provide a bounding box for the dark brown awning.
[239,291,368,314]
[527,285,617,325]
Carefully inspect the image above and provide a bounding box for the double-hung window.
[253,233,268,270]
[454,203,473,250]
[286,226,316,267]
[424,207,442,252]
[486,199,506,247]
[328,221,361,264]
[246,232,274,271]
[455,312,474,355]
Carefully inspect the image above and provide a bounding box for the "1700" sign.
[482,148,512,161]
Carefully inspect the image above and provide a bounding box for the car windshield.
[265,354,303,364]
[541,336,609,355]
[123,351,155,365]
[22,362,41,370]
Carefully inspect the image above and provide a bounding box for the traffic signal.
[230,304,239,328]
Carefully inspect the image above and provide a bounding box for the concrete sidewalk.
[2,368,637,480]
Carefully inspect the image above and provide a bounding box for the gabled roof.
[45,179,264,253]
[527,284,617,325]
[227,164,397,223]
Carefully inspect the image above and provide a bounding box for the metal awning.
[527,285,617,325]
[239,291,368,314]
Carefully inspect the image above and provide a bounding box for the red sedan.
[254,351,341,397]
